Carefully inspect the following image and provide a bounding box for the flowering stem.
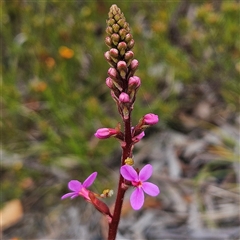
[108,115,133,240]
[62,5,160,239]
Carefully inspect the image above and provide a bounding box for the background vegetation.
[2,0,239,216]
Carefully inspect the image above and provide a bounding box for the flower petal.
[130,188,144,210]
[68,180,82,192]
[142,182,160,196]
[70,193,79,199]
[61,192,76,200]
[120,165,138,181]
[139,164,153,181]
[83,172,97,188]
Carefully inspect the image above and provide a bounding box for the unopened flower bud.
[106,77,113,88]
[125,33,132,43]
[129,59,139,76]
[132,131,145,143]
[127,39,135,49]
[117,61,128,78]
[111,33,120,45]
[94,128,119,139]
[105,36,112,47]
[106,26,113,35]
[109,48,119,62]
[143,113,159,125]
[108,67,118,80]
[128,76,141,89]
[114,13,121,22]
[107,18,115,26]
[117,42,127,56]
[113,23,120,33]
[124,51,134,66]
[130,59,139,70]
[104,51,115,67]
[104,51,111,59]
[119,92,130,103]
[107,76,123,91]
[111,5,118,15]
[119,28,127,40]
[123,22,130,32]
[108,11,113,18]
[117,18,126,28]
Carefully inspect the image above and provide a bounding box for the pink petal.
[130,188,144,210]
[70,194,79,199]
[61,192,76,200]
[68,180,82,192]
[83,172,97,188]
[142,182,160,196]
[120,165,138,181]
[139,164,153,181]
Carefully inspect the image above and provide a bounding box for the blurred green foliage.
[2,1,239,201]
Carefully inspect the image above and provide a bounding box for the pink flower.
[120,164,160,210]
[94,128,118,139]
[61,172,97,201]
[143,113,159,125]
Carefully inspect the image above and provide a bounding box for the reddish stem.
[108,115,133,240]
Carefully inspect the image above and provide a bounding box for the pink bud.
[125,33,133,43]
[117,42,127,55]
[119,92,130,103]
[106,77,113,88]
[111,33,120,45]
[128,76,141,88]
[132,131,145,143]
[130,59,139,71]
[94,128,118,139]
[105,36,112,47]
[109,48,119,58]
[143,113,159,125]
[108,67,118,80]
[124,51,134,61]
[117,61,128,78]
[104,51,111,61]
[127,39,135,49]
[117,61,127,72]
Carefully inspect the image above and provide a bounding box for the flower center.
[79,187,90,200]
[132,181,142,187]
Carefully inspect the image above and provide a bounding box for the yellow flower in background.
[59,46,74,59]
